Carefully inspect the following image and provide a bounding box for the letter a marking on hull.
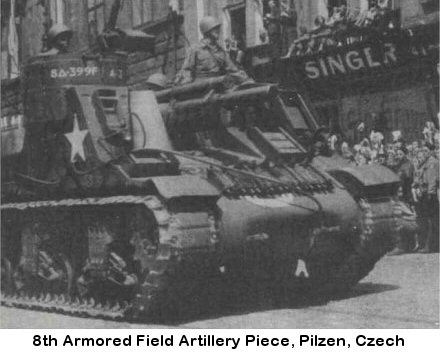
[295,259,310,278]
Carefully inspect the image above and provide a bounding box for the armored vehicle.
[1,65,399,320]
[1,7,399,322]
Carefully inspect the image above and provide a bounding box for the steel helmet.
[378,0,389,8]
[146,73,168,90]
[199,16,221,35]
[47,23,73,43]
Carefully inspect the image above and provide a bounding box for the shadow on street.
[137,281,399,326]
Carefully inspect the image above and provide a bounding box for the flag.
[8,0,20,78]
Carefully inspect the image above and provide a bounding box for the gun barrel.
[155,77,227,103]
[170,85,277,112]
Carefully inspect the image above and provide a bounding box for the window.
[131,0,171,27]
[87,0,106,45]
[228,5,246,49]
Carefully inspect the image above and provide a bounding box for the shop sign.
[282,27,438,82]
[303,43,398,79]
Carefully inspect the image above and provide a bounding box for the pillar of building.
[246,0,267,47]
[67,0,88,52]
[20,0,45,58]
[183,0,206,44]
[295,0,328,32]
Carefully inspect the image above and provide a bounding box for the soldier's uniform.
[175,39,249,85]
[413,153,439,252]
[175,17,249,85]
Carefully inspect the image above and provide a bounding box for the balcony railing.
[285,9,402,59]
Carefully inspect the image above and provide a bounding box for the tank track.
[1,195,217,322]
[0,293,128,321]
[1,196,396,321]
[311,198,396,296]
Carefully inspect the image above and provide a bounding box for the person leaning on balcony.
[174,16,250,86]
[285,26,309,57]
[39,23,73,56]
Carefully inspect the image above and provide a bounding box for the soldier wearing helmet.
[39,23,73,56]
[175,16,249,85]
[145,73,168,91]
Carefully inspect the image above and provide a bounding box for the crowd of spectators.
[286,0,400,58]
[333,121,439,168]
[328,120,439,255]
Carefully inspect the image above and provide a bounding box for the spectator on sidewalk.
[393,146,415,205]
[412,143,439,253]
[388,145,416,256]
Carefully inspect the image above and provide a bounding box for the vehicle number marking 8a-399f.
[49,66,124,79]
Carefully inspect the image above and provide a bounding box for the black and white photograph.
[0,0,439,332]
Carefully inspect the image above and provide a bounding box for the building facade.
[1,0,282,84]
[250,0,439,143]
[1,0,439,144]
[1,0,283,120]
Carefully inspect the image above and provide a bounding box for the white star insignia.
[64,115,89,162]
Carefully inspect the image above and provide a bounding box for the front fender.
[313,156,398,253]
[313,156,399,199]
